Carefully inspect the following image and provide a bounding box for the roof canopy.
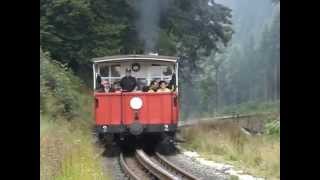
[92,54,177,63]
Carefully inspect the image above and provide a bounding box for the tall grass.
[40,48,109,180]
[181,121,280,180]
[40,115,109,180]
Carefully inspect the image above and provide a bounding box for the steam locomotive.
[93,54,179,150]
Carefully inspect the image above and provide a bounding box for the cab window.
[111,65,121,77]
[162,66,173,76]
[137,78,148,90]
[100,64,109,77]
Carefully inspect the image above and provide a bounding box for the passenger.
[157,81,171,92]
[168,73,176,91]
[109,84,116,93]
[142,86,150,92]
[113,82,122,93]
[148,80,159,92]
[120,68,137,92]
[96,79,110,92]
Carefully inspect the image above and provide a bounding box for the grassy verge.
[40,91,110,180]
[40,48,110,180]
[40,114,110,180]
[181,120,280,180]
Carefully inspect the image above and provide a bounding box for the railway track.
[120,149,199,180]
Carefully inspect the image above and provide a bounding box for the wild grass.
[40,115,109,180]
[181,120,280,180]
[40,48,109,180]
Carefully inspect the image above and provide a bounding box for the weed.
[229,175,239,180]
[181,120,280,180]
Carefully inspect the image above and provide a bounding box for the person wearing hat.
[120,68,137,92]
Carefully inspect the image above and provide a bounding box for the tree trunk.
[264,71,268,101]
[273,62,277,101]
[216,68,219,111]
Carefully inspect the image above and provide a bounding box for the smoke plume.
[134,0,168,53]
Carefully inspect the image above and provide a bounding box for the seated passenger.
[157,81,171,92]
[148,80,159,92]
[96,80,110,92]
[113,82,122,93]
[109,81,120,93]
[142,86,150,92]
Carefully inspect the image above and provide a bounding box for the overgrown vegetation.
[265,119,280,136]
[183,0,280,118]
[40,116,109,180]
[40,48,109,180]
[216,100,280,116]
[181,120,280,180]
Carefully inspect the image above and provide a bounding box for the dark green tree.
[40,0,137,82]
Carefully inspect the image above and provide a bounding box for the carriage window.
[137,78,148,90]
[151,77,161,82]
[150,66,162,77]
[163,77,171,83]
[111,65,121,77]
[100,64,109,77]
[162,66,173,76]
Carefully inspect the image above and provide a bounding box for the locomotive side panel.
[121,93,175,125]
[171,94,179,124]
[94,93,178,128]
[95,93,121,125]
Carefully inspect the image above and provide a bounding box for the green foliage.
[40,0,135,76]
[229,175,239,180]
[40,47,85,119]
[199,76,216,112]
[265,119,280,136]
[40,0,234,85]
[41,115,109,180]
[217,100,280,115]
[196,5,280,116]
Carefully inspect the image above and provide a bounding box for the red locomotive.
[92,54,179,149]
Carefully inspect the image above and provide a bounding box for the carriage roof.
[91,54,177,63]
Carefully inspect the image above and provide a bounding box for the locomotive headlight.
[102,125,108,132]
[130,97,143,110]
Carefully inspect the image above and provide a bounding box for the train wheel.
[156,133,177,155]
[97,133,113,146]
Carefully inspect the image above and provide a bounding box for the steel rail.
[135,149,180,180]
[119,152,140,180]
[155,152,199,180]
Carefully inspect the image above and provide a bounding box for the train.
[92,54,180,151]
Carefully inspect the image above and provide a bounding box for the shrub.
[264,119,280,136]
[40,47,85,119]
[182,120,280,179]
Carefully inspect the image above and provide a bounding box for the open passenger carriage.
[92,54,179,147]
